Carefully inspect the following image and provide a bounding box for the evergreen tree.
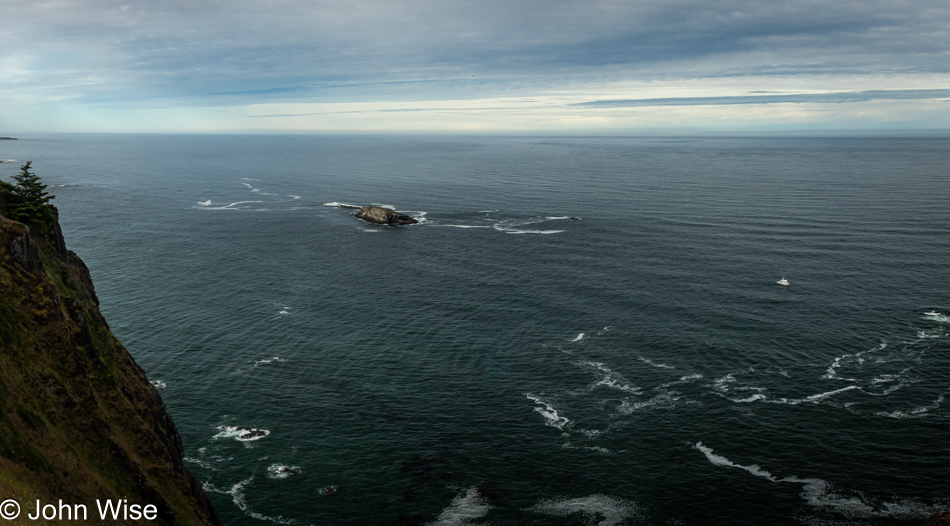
[8,161,55,224]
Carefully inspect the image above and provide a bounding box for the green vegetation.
[0,197,219,524]
[2,161,55,224]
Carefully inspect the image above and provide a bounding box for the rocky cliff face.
[0,208,219,525]
[355,205,418,225]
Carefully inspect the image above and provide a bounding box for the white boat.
[777,277,790,286]
[924,311,940,316]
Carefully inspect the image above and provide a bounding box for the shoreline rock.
[355,205,418,225]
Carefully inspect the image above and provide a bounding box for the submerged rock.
[356,205,418,225]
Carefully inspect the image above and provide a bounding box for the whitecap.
[579,361,642,394]
[199,200,265,210]
[923,312,950,323]
[822,343,886,380]
[870,371,907,384]
[658,374,703,389]
[726,393,768,403]
[502,229,565,235]
[693,441,947,519]
[527,494,639,526]
[253,357,286,367]
[440,225,491,229]
[197,200,212,206]
[712,373,736,391]
[569,333,585,342]
[616,392,680,413]
[526,394,571,431]
[877,393,944,419]
[638,356,674,369]
[149,379,167,390]
[597,378,643,394]
[693,442,777,481]
[773,385,861,405]
[428,487,492,526]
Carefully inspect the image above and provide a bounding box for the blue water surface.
[1,134,948,526]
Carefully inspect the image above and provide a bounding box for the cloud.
[1,0,949,131]
[574,89,950,108]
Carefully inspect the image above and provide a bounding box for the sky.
[2,0,949,133]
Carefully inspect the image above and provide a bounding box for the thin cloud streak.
[575,89,950,108]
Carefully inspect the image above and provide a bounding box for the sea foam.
[528,494,639,526]
[215,425,271,442]
[428,487,492,526]
[205,477,299,524]
[526,394,571,431]
[694,441,946,519]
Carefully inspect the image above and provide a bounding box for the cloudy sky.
[2,0,949,133]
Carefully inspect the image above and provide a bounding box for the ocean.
[2,134,948,525]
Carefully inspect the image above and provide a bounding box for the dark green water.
[2,134,948,525]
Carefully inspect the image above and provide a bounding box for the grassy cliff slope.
[0,206,219,525]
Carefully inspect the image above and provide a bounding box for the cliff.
[0,207,219,524]
[355,205,418,225]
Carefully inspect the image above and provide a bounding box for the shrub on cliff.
[4,161,55,224]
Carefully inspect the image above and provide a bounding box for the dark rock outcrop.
[924,512,950,526]
[355,205,418,225]
[0,208,220,525]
